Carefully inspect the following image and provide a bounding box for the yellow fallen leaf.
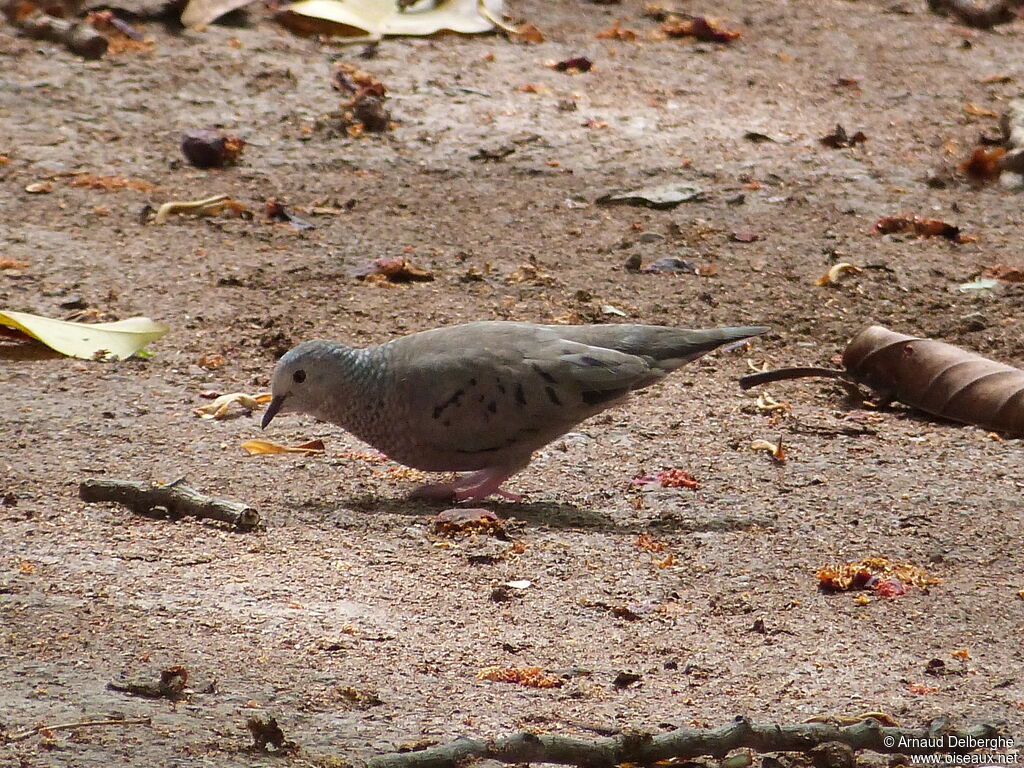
[0,309,168,360]
[181,0,256,28]
[751,438,786,462]
[195,392,272,420]
[241,439,326,455]
[277,0,501,39]
[816,262,862,286]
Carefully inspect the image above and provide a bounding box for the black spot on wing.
[432,388,465,419]
[532,364,556,384]
[579,355,608,367]
[487,400,497,413]
[545,386,562,406]
[514,383,527,406]
[581,387,630,406]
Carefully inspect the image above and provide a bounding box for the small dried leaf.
[750,438,786,462]
[240,439,326,455]
[873,215,962,241]
[195,392,272,420]
[984,263,1024,283]
[635,533,667,552]
[964,102,1000,118]
[595,19,637,40]
[661,15,740,42]
[959,145,1005,183]
[820,124,867,148]
[68,174,154,192]
[549,55,593,73]
[181,129,245,169]
[352,256,434,283]
[512,22,544,43]
[816,262,862,286]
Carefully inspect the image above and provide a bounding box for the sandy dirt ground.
[2,0,1023,766]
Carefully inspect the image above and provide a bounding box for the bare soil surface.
[2,1,1023,766]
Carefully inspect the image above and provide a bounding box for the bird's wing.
[394,325,659,457]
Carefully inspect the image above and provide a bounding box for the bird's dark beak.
[262,395,285,429]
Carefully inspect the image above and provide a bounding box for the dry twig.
[3,717,151,744]
[364,718,1004,768]
[79,478,260,529]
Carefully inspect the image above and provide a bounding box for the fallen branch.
[927,0,1023,28]
[365,718,1006,768]
[3,717,151,744]
[1,0,108,58]
[79,478,261,530]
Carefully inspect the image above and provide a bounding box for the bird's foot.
[408,468,522,503]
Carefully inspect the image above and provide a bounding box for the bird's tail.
[552,324,770,371]
[647,325,770,371]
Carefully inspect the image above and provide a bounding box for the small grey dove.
[262,321,768,502]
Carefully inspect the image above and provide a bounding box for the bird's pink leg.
[408,468,523,503]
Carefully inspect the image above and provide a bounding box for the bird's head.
[262,340,337,429]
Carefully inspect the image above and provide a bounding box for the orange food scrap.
[632,469,700,489]
[817,557,939,599]
[432,508,507,538]
[908,682,940,695]
[337,450,389,464]
[476,666,563,688]
[951,649,970,661]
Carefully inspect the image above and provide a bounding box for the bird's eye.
[293,369,306,384]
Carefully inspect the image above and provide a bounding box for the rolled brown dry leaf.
[842,325,1024,435]
[740,325,1024,436]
